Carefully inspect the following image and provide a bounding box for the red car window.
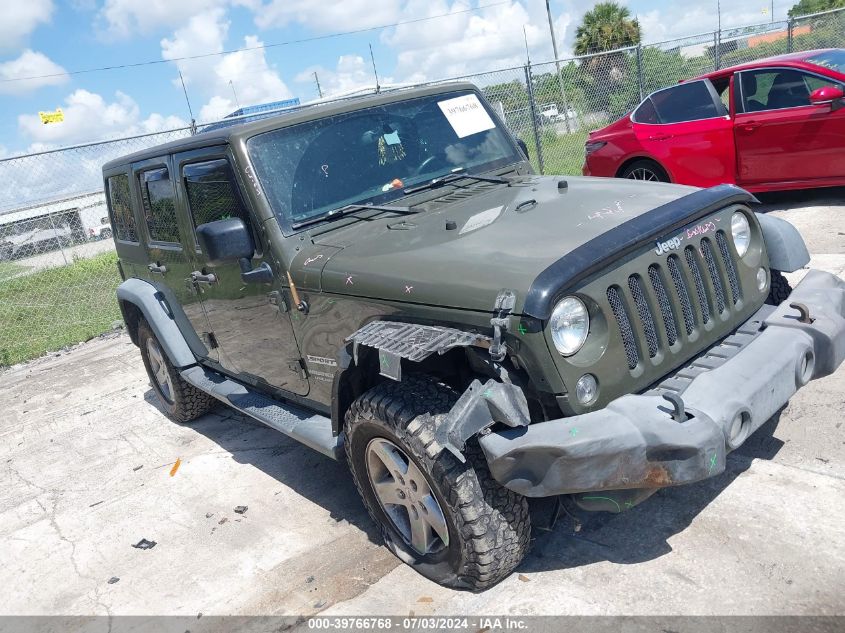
[635,81,725,124]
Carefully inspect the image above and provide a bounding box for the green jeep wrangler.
[103,83,845,590]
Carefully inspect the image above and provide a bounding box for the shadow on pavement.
[144,388,788,575]
[142,389,384,547]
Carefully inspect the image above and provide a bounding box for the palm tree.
[574,2,642,56]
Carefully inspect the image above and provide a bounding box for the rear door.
[174,147,309,396]
[734,67,845,184]
[632,79,735,187]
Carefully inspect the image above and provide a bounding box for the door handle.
[190,270,218,285]
[148,263,168,274]
[740,121,761,132]
[648,134,673,141]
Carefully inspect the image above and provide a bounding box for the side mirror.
[516,138,530,159]
[196,218,254,265]
[196,218,273,284]
[810,86,845,110]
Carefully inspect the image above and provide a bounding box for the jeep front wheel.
[138,320,215,423]
[344,375,530,591]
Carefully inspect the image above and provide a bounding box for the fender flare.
[755,212,810,273]
[116,278,197,368]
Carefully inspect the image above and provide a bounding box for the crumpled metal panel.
[346,321,490,380]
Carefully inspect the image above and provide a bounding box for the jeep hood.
[304,175,698,315]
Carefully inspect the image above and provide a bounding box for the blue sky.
[1,0,798,156]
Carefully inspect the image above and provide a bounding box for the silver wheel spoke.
[409,509,433,554]
[420,494,449,546]
[371,440,409,476]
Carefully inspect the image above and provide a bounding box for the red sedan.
[583,49,845,193]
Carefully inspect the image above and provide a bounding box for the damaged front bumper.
[477,270,845,512]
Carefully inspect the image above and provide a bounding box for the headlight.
[550,297,590,356]
[731,212,751,257]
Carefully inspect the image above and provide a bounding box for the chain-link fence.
[2,6,844,366]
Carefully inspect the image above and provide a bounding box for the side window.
[106,174,138,243]
[182,159,247,232]
[633,98,659,124]
[647,81,723,124]
[740,69,842,112]
[139,167,180,244]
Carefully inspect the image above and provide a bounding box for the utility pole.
[369,43,380,94]
[313,71,323,99]
[544,0,571,133]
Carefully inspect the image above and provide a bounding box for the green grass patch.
[532,130,590,177]
[0,251,122,367]
[0,261,30,281]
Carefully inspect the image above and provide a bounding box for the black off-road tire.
[138,320,215,423]
[344,375,531,591]
[766,270,793,306]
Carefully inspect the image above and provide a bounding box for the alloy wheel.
[365,437,450,556]
[627,167,661,181]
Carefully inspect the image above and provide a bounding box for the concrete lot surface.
[1,189,844,620]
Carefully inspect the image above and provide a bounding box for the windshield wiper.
[291,203,416,230]
[403,168,511,195]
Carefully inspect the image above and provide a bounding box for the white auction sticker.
[437,94,496,138]
[460,206,503,235]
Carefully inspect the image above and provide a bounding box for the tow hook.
[662,392,688,422]
[789,302,814,324]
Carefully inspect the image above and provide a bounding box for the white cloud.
[381,0,566,83]
[637,1,797,44]
[158,10,292,122]
[161,8,229,89]
[17,89,186,146]
[252,0,403,32]
[198,35,295,120]
[0,50,68,95]
[295,54,384,99]
[1,0,54,49]
[98,0,228,38]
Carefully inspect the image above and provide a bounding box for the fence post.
[714,30,720,71]
[524,63,545,175]
[787,17,794,53]
[636,44,644,101]
[47,212,68,266]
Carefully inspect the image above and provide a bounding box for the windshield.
[806,49,845,74]
[246,90,522,232]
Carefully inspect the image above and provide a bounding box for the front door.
[734,67,845,185]
[174,148,309,396]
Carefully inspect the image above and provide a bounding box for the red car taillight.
[585,140,607,157]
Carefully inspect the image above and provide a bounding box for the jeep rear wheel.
[138,320,215,423]
[344,375,530,591]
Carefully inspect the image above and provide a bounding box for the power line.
[1,1,510,84]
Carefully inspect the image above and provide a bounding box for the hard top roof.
[102,82,478,172]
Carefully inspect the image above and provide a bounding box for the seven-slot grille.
[607,229,743,370]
